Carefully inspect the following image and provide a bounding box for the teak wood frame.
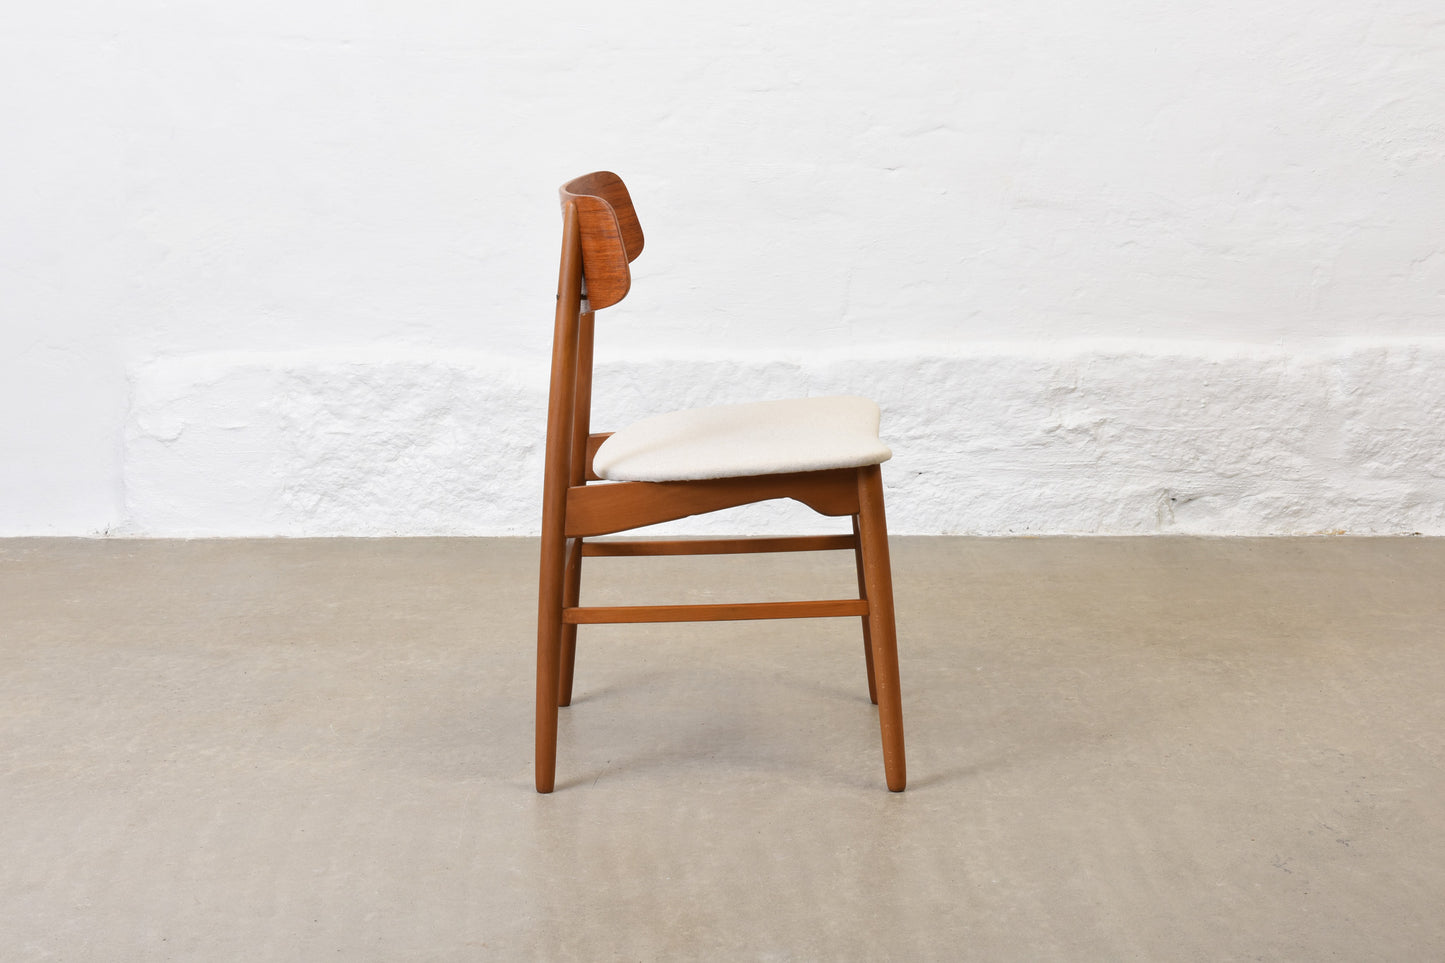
[536,172,905,793]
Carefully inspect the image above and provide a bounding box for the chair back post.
[568,309,596,487]
[536,200,587,792]
[542,201,585,530]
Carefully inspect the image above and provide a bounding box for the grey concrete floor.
[2,536,1444,961]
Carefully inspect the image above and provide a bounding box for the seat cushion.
[593,395,892,482]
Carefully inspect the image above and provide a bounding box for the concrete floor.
[2,537,1443,961]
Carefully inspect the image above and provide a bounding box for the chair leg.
[852,515,878,705]
[557,538,582,707]
[856,464,906,792]
[536,533,569,793]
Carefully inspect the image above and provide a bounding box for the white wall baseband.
[124,340,1445,537]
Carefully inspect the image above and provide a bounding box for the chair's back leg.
[556,311,596,709]
[557,538,583,706]
[852,515,879,706]
[536,533,566,793]
[856,464,906,791]
[536,204,585,794]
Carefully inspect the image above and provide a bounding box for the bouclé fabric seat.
[593,395,893,482]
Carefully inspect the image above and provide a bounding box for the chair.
[536,171,905,792]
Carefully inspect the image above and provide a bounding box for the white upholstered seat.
[593,395,892,482]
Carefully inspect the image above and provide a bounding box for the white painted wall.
[5,1,1444,535]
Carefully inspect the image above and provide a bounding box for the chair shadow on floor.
[550,662,933,792]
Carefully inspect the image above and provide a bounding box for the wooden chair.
[536,171,905,792]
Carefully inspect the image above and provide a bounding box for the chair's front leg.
[856,464,906,792]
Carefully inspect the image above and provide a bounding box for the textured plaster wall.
[126,340,1445,536]
[5,1,1445,535]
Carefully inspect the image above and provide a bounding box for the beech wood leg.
[536,533,568,793]
[856,465,906,792]
[852,515,878,705]
[557,538,582,707]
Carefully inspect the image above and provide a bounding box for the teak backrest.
[559,171,644,310]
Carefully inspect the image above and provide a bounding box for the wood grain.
[560,171,644,261]
[564,469,861,538]
[581,535,856,556]
[564,599,869,624]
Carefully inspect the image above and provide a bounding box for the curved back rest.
[559,172,644,310]
[545,172,646,502]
